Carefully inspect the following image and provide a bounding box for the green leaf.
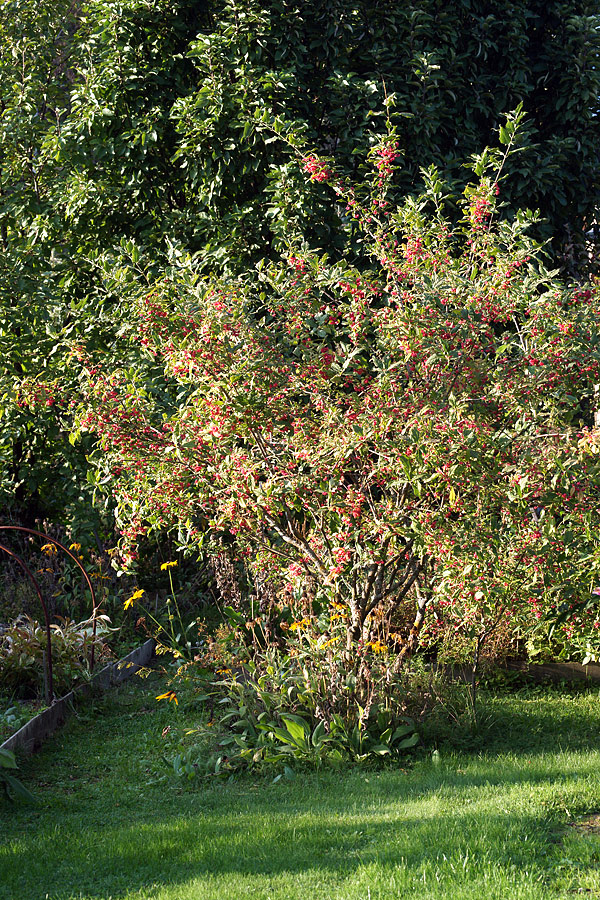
[0,749,18,770]
[311,719,328,747]
[397,734,419,750]
[2,772,36,803]
[223,606,245,625]
[367,743,391,756]
[391,724,415,742]
[281,715,309,748]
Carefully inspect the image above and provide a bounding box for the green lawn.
[1,676,600,899]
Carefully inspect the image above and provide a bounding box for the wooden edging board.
[503,659,600,683]
[435,659,600,684]
[0,639,155,755]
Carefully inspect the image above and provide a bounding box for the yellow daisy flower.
[124,588,145,610]
[367,640,388,653]
[156,691,178,705]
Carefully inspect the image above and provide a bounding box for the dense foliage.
[83,117,600,677]
[173,0,600,268]
[2,3,600,746]
[1,0,600,531]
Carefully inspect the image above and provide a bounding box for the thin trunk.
[393,584,429,671]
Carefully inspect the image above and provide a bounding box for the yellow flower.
[124,588,145,610]
[289,617,311,631]
[319,636,339,648]
[367,640,388,654]
[156,691,178,705]
[69,543,81,552]
[40,543,57,556]
[160,560,178,570]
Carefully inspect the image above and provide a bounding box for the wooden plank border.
[0,639,155,755]
[504,659,600,683]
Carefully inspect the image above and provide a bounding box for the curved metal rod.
[0,543,54,704]
[0,527,100,671]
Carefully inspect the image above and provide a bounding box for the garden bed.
[0,700,47,744]
[0,638,154,755]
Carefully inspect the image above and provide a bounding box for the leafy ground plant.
[0,614,113,699]
[159,599,424,778]
[0,702,46,743]
[0,748,35,803]
[171,658,419,780]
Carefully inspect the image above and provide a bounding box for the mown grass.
[1,673,600,899]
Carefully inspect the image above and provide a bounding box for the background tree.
[0,0,203,528]
[172,0,600,270]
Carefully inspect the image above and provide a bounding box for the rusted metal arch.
[0,526,100,705]
[0,543,54,704]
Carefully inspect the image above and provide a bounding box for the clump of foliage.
[0,615,112,699]
[1,0,600,536]
[174,0,600,270]
[0,704,35,737]
[84,111,600,678]
[165,602,422,778]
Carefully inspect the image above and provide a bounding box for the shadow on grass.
[2,757,600,900]
[420,685,600,754]
[2,681,600,899]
